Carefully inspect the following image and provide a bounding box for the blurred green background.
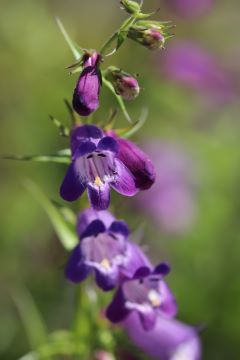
[0,0,240,359]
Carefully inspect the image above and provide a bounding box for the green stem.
[100,15,136,55]
[100,31,118,56]
[102,77,132,123]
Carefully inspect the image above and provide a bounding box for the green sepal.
[49,115,70,137]
[114,107,148,138]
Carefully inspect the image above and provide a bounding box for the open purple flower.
[123,313,201,360]
[72,51,102,116]
[106,263,177,330]
[107,131,156,191]
[60,124,138,210]
[66,209,149,291]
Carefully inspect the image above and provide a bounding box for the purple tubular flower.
[65,209,149,291]
[123,313,201,360]
[114,136,156,190]
[60,124,138,210]
[106,263,177,330]
[72,51,102,116]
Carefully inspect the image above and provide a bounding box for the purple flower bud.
[105,67,140,101]
[65,209,149,291]
[109,135,156,190]
[106,263,177,330]
[72,51,102,116]
[128,25,165,50]
[123,313,201,360]
[60,124,138,210]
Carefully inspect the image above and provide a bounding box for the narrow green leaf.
[18,352,39,360]
[56,17,83,61]
[11,287,48,351]
[2,149,71,164]
[115,107,148,138]
[24,179,78,250]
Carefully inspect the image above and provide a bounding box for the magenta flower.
[107,132,156,191]
[60,125,138,210]
[105,67,140,101]
[167,0,213,18]
[161,41,234,103]
[135,142,196,234]
[123,313,201,360]
[72,51,102,116]
[128,26,165,50]
[106,263,177,330]
[66,208,150,291]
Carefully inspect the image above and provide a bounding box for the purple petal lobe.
[60,163,86,201]
[122,313,202,360]
[77,208,115,237]
[133,266,151,279]
[111,159,138,196]
[65,245,90,283]
[106,288,130,323]
[87,183,110,210]
[139,309,157,331]
[95,270,118,291]
[109,221,129,237]
[159,282,178,318]
[154,262,171,276]
[97,137,119,154]
[72,141,96,159]
[81,219,106,239]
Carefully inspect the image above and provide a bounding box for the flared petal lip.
[60,162,86,202]
[87,183,111,211]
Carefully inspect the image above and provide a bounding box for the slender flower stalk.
[7,2,203,359]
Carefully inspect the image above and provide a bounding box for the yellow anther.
[94,176,103,187]
[100,258,111,269]
[148,290,161,307]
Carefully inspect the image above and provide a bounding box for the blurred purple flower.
[72,51,102,116]
[66,208,150,291]
[161,41,234,103]
[106,262,177,330]
[123,313,201,360]
[135,142,197,235]
[60,124,138,210]
[167,0,213,18]
[107,132,156,191]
